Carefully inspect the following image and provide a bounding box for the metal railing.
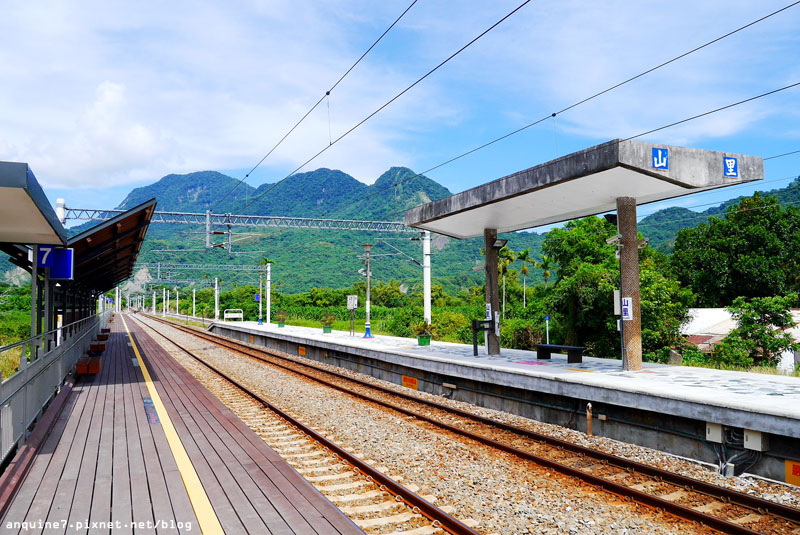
[0,310,110,466]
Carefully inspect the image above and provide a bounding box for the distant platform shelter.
[405,139,763,368]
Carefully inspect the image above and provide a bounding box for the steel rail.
[134,315,480,535]
[146,315,800,534]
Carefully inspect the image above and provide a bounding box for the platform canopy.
[67,198,157,293]
[0,161,67,245]
[405,140,763,238]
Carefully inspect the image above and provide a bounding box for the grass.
[0,345,23,380]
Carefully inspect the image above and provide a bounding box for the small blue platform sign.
[652,148,668,170]
[255,293,260,302]
[36,247,74,280]
[142,397,160,424]
[723,157,738,178]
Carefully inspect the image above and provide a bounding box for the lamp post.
[362,244,373,338]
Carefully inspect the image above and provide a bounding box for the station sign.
[37,246,74,280]
[652,148,668,171]
[723,156,738,178]
[347,295,358,310]
[621,297,633,321]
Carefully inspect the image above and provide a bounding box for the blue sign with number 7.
[37,247,74,280]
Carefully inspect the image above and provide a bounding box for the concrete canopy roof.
[0,161,67,245]
[405,140,763,239]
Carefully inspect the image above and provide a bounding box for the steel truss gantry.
[61,207,416,233]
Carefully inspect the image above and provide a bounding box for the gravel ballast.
[139,316,798,534]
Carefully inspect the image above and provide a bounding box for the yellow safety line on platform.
[121,315,223,535]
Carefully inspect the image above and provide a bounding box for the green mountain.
[115,166,548,294]
[119,171,257,212]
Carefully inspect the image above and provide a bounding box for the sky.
[2,0,799,226]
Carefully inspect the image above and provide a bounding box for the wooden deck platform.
[0,314,362,535]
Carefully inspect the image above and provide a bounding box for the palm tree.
[537,255,552,290]
[516,248,533,308]
[498,246,515,319]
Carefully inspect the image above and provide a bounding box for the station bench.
[536,344,586,363]
[76,356,102,375]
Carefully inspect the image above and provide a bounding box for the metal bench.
[536,344,586,363]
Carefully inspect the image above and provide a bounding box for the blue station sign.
[37,246,74,280]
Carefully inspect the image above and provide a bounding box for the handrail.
[0,314,99,353]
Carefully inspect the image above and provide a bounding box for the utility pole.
[363,244,373,338]
[162,288,166,317]
[423,231,432,325]
[205,210,211,249]
[266,262,271,325]
[258,272,263,325]
[192,288,196,318]
[176,288,179,315]
[152,291,156,314]
[214,277,219,320]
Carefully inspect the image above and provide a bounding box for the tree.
[537,255,552,289]
[516,248,533,307]
[498,246,515,319]
[542,216,693,357]
[715,293,799,367]
[671,194,800,306]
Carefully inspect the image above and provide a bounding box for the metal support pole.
[30,245,39,340]
[205,210,211,249]
[153,291,156,314]
[214,277,219,320]
[483,229,501,355]
[162,288,166,317]
[176,288,179,315]
[258,274,263,325]
[363,245,373,338]
[617,197,642,371]
[423,231,432,325]
[115,286,120,313]
[192,289,196,318]
[266,263,271,324]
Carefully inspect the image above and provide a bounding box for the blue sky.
[2,0,799,226]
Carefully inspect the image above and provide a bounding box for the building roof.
[404,140,764,239]
[0,161,67,245]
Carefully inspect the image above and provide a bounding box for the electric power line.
[380,80,800,221]
[212,0,421,211]
[322,1,800,220]
[235,0,534,213]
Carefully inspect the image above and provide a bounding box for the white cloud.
[0,0,797,196]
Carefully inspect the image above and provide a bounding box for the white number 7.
[41,247,52,264]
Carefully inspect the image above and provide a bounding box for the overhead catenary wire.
[323,1,800,220]
[212,0,421,211]
[236,0,534,213]
[380,80,800,221]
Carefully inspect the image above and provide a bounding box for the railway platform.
[210,320,800,485]
[0,314,362,535]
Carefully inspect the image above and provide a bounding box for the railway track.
[142,314,800,535]
[132,315,482,535]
